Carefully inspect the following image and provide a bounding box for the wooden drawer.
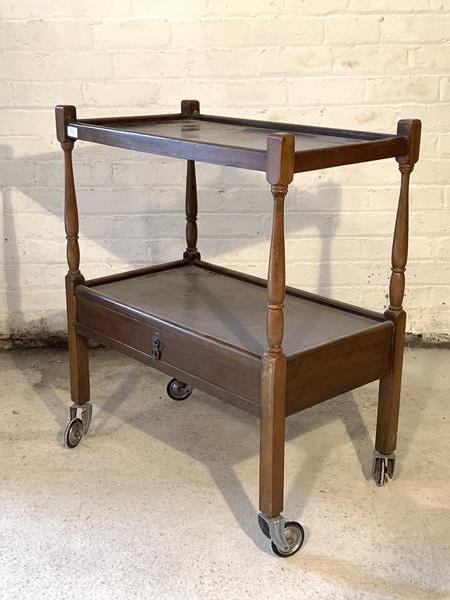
[76,287,262,411]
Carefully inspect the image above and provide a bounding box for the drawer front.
[76,293,261,405]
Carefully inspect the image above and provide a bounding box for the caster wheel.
[270,522,305,558]
[65,418,84,449]
[167,378,193,401]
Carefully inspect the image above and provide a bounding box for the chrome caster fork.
[373,450,396,486]
[64,402,92,449]
[258,512,305,557]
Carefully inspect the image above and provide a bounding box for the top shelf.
[67,111,408,173]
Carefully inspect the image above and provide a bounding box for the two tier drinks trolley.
[55,101,420,557]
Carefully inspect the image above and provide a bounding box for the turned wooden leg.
[60,121,90,407]
[56,104,91,448]
[258,134,304,557]
[259,139,291,518]
[373,119,420,485]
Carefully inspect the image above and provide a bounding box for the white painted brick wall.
[0,1,449,338]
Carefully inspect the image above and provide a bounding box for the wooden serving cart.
[55,101,420,557]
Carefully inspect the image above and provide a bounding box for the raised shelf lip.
[196,113,394,141]
[68,113,267,171]
[67,111,408,173]
[84,258,387,323]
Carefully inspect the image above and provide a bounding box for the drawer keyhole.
[152,332,161,360]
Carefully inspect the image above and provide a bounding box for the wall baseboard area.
[0,332,449,352]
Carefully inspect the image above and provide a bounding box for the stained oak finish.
[66,113,408,172]
[80,263,387,357]
[75,261,393,415]
[56,101,421,532]
[56,105,90,406]
[375,119,421,456]
[82,118,382,150]
[183,160,200,261]
[76,285,262,413]
[259,133,293,516]
[181,100,201,262]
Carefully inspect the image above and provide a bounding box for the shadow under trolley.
[55,101,421,557]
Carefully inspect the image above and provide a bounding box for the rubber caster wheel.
[65,418,84,449]
[271,522,305,558]
[167,378,193,401]
[373,455,395,486]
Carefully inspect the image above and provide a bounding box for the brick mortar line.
[1,12,449,22]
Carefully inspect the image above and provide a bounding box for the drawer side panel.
[286,324,393,415]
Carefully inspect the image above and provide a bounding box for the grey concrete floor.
[0,348,448,600]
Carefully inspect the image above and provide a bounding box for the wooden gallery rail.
[55,101,421,557]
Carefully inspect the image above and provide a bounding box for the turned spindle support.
[62,139,82,281]
[55,105,90,406]
[388,162,412,314]
[259,133,295,517]
[181,100,201,261]
[375,119,421,456]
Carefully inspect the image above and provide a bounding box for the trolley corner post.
[374,119,421,484]
[258,133,305,556]
[181,99,201,262]
[55,105,92,448]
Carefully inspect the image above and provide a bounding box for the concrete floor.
[0,348,448,600]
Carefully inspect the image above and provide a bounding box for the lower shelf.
[76,260,393,416]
